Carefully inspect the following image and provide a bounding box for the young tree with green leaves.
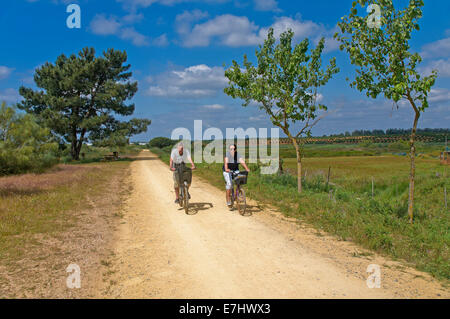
[334,0,437,223]
[19,47,151,160]
[224,28,339,192]
[0,102,58,174]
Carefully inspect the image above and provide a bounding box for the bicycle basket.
[233,171,248,185]
[176,164,192,184]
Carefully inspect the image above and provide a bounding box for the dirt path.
[100,151,448,298]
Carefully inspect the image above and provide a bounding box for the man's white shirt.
[171,148,191,164]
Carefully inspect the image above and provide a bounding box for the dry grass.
[0,161,132,298]
[0,165,95,196]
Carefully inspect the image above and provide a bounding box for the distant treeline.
[148,128,449,147]
[324,128,449,138]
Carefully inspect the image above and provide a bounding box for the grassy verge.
[150,145,449,282]
[0,161,130,262]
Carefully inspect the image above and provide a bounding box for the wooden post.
[372,177,374,199]
[305,169,308,179]
[327,166,331,186]
[445,186,448,212]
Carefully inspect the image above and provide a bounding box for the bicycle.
[228,170,248,216]
[175,162,192,214]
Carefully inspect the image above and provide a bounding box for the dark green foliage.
[19,47,150,160]
[149,137,177,148]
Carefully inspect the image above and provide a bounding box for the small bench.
[103,152,119,161]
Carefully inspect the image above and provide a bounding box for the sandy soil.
[99,151,449,299]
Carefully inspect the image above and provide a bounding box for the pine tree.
[19,47,151,160]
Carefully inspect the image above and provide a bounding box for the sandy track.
[101,151,448,298]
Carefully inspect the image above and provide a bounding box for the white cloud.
[0,88,21,103]
[178,14,337,51]
[249,114,266,121]
[260,16,321,41]
[116,0,157,11]
[419,34,450,78]
[122,13,144,24]
[202,104,225,110]
[419,58,450,78]
[90,14,151,46]
[175,10,209,35]
[253,0,280,12]
[117,0,229,12]
[145,64,228,98]
[90,14,121,35]
[0,66,14,80]
[152,33,169,47]
[120,27,150,46]
[421,37,450,59]
[181,14,260,47]
[428,88,450,103]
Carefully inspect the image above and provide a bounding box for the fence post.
[327,166,331,187]
[372,177,374,199]
[445,186,448,212]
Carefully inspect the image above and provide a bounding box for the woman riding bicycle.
[223,144,250,208]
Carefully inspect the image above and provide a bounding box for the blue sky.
[0,0,449,141]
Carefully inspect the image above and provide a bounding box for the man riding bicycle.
[223,144,250,208]
[170,142,196,204]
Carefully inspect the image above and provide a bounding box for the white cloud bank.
[90,14,167,47]
[421,36,450,59]
[419,32,450,78]
[145,64,228,98]
[419,58,450,78]
[253,0,280,12]
[176,13,339,51]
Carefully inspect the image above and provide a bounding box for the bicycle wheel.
[178,188,183,208]
[229,187,235,210]
[183,183,189,214]
[236,187,246,215]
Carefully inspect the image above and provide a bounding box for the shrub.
[0,102,58,175]
[149,137,177,148]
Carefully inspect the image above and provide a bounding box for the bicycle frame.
[175,162,191,214]
[229,170,247,215]
[230,178,241,202]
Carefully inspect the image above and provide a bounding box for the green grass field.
[151,142,449,282]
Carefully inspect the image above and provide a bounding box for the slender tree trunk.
[70,128,85,161]
[70,129,79,160]
[407,109,420,224]
[75,128,86,160]
[291,137,302,193]
[70,140,76,160]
